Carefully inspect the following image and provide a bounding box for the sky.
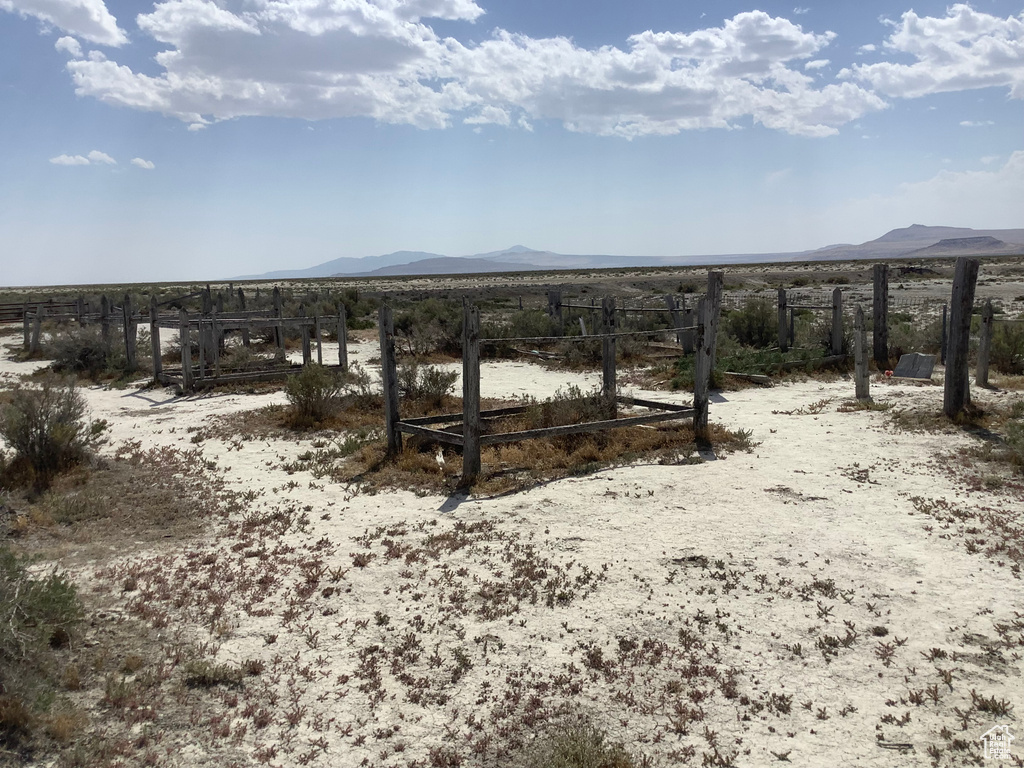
[1,0,1023,286]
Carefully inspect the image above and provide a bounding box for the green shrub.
[991,323,1024,375]
[395,299,464,356]
[0,543,82,747]
[397,362,459,407]
[49,327,109,378]
[285,364,342,427]
[518,722,637,768]
[726,298,775,348]
[0,379,104,491]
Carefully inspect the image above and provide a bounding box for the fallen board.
[892,353,936,380]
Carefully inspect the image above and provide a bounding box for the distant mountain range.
[233,225,1024,280]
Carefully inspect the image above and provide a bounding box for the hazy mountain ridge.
[233,225,1024,280]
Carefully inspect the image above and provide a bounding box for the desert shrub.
[0,379,104,491]
[285,364,342,427]
[522,386,606,430]
[397,362,459,407]
[49,327,109,378]
[517,722,637,768]
[991,323,1024,375]
[395,299,463,356]
[886,314,943,361]
[726,298,775,348]
[0,543,82,747]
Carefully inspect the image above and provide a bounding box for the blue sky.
[1,0,1022,286]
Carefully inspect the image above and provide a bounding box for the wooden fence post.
[694,273,724,441]
[338,306,348,371]
[854,305,870,401]
[273,287,285,361]
[215,293,225,352]
[976,299,994,388]
[100,295,111,349]
[777,288,788,352]
[940,303,948,364]
[462,303,482,482]
[150,296,162,381]
[179,309,193,393]
[873,264,889,368]
[602,297,617,419]
[379,305,402,457]
[238,288,251,347]
[681,307,696,354]
[197,316,207,379]
[76,297,85,327]
[943,257,980,417]
[547,290,563,335]
[123,294,137,372]
[30,307,43,354]
[22,304,30,349]
[299,305,311,366]
[315,315,323,366]
[664,294,683,345]
[831,287,844,356]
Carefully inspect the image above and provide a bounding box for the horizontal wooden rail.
[478,408,695,445]
[395,423,465,445]
[482,326,696,345]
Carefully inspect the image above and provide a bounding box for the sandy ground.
[1,332,1022,768]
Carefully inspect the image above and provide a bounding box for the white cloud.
[54,34,82,57]
[63,5,887,138]
[793,7,810,15]
[858,43,876,53]
[49,153,90,165]
[959,120,994,127]
[980,155,999,164]
[48,149,116,165]
[131,157,155,169]
[804,59,828,70]
[844,5,1024,99]
[0,0,127,45]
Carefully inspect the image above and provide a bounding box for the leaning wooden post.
[150,296,162,382]
[777,288,788,352]
[122,294,137,372]
[873,263,889,368]
[299,305,311,366]
[462,303,482,483]
[601,297,617,419]
[338,305,348,371]
[273,287,285,361]
[100,295,111,349]
[976,299,994,388]
[179,309,193,393]
[831,287,844,356]
[854,305,870,401]
[943,257,980,417]
[378,305,402,457]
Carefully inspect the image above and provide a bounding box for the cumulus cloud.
[60,4,889,137]
[804,59,828,69]
[0,0,127,45]
[54,34,82,57]
[959,120,994,127]
[48,149,116,165]
[843,5,1024,99]
[131,157,155,169]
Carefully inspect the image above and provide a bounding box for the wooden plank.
[100,295,111,348]
[854,305,870,400]
[975,299,993,388]
[179,309,193,392]
[30,306,43,354]
[273,286,285,360]
[602,297,616,419]
[379,305,402,456]
[873,263,889,368]
[723,372,772,386]
[943,257,979,417]
[123,294,137,371]
[338,306,348,371]
[462,303,482,481]
[396,423,465,445]
[616,395,693,411]
[831,288,844,356]
[777,288,788,353]
[150,295,162,380]
[777,354,846,371]
[480,408,695,445]
[402,404,531,427]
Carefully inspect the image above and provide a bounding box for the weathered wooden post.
[197,315,206,379]
[215,293,225,352]
[237,288,251,348]
[100,295,111,349]
[273,287,285,361]
[602,297,617,419]
[315,314,323,366]
[76,297,85,327]
[150,296,162,382]
[664,294,683,346]
[940,303,948,364]
[338,305,348,371]
[22,304,30,349]
[123,294,138,372]
[854,305,870,401]
[943,257,980,417]
[462,303,482,482]
[681,307,696,354]
[976,299,994,388]
[873,264,889,368]
[378,305,402,457]
[831,287,844,356]
[179,309,193,393]
[211,307,222,378]
[694,273,724,441]
[547,289,563,335]
[777,288,788,352]
[29,307,43,354]
[299,305,311,366]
